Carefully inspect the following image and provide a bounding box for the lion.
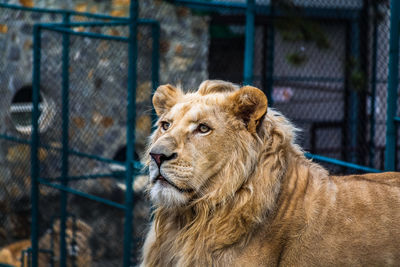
[141,80,400,266]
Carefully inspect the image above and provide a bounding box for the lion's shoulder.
[332,172,400,187]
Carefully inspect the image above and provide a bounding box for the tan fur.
[142,80,400,266]
[0,239,30,267]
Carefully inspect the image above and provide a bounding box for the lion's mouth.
[155,175,194,193]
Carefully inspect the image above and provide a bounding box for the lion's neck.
[149,143,326,266]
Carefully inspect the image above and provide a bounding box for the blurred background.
[0,0,397,266]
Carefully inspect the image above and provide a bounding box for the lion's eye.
[161,121,170,131]
[198,124,211,134]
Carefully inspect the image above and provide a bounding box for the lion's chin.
[150,181,189,207]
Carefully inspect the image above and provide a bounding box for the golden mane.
[144,106,327,266]
[198,80,239,95]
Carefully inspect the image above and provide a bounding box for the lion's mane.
[143,81,327,266]
[142,80,400,267]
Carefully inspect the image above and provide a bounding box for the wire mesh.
[0,5,65,256]
[32,24,152,266]
[0,4,152,267]
[206,0,392,173]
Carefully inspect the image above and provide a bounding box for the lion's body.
[142,80,400,266]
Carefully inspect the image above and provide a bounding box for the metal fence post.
[124,0,138,266]
[60,12,71,267]
[265,3,274,106]
[31,24,41,267]
[369,1,378,168]
[243,0,255,85]
[384,0,400,171]
[151,23,160,127]
[349,19,360,165]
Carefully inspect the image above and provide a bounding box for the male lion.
[141,80,400,266]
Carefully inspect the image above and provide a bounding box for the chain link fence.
[0,3,154,266]
[206,0,393,173]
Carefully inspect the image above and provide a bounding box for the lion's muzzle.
[150,152,177,167]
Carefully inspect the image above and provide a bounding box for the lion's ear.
[153,84,181,116]
[228,86,268,133]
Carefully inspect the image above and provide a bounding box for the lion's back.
[283,171,400,266]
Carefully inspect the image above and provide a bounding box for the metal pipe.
[0,133,143,169]
[369,2,378,168]
[0,3,128,21]
[30,24,41,267]
[384,0,400,171]
[243,0,255,85]
[266,3,274,106]
[151,23,160,128]
[38,179,127,210]
[123,0,138,265]
[59,13,70,267]
[40,25,129,42]
[39,19,159,28]
[41,173,125,181]
[349,20,360,164]
[305,153,381,173]
[41,21,130,27]
[171,0,360,20]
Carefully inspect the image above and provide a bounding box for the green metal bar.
[41,25,129,42]
[42,173,126,181]
[0,3,129,21]
[21,247,55,267]
[30,24,41,267]
[0,133,127,167]
[60,13,70,267]
[243,0,255,85]
[271,76,343,83]
[171,0,360,19]
[394,117,400,123]
[40,19,159,28]
[266,4,274,106]
[305,153,381,173]
[41,21,130,27]
[172,0,246,11]
[151,23,160,127]
[369,2,378,168]
[0,133,131,167]
[124,0,138,265]
[385,0,400,171]
[0,133,30,144]
[38,178,126,210]
[68,149,126,166]
[349,20,360,164]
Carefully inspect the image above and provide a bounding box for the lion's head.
[147,80,270,208]
[143,80,308,266]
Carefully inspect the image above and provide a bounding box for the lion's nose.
[150,152,177,168]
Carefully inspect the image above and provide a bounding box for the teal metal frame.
[348,20,360,165]
[59,13,70,267]
[369,1,378,168]
[123,1,138,265]
[243,0,255,85]
[30,20,159,267]
[384,0,400,171]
